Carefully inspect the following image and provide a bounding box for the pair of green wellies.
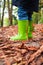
[10,20,33,41]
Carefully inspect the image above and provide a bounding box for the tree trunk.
[1,0,5,27]
[7,0,12,25]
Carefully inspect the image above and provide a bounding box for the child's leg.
[10,6,29,41]
[27,12,34,38]
[18,6,28,20]
[28,12,34,31]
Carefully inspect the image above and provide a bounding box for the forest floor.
[0,24,43,65]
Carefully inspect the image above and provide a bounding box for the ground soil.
[0,24,43,65]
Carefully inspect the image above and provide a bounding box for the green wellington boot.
[28,20,34,38]
[10,20,28,41]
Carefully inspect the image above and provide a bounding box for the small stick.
[28,45,43,64]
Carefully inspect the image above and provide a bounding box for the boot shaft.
[18,20,28,35]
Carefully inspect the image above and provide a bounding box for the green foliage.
[32,11,43,24]
[12,17,18,25]
[0,21,1,27]
[32,12,39,24]
[3,18,10,27]
[39,15,43,23]
[3,16,18,27]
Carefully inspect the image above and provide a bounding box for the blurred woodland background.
[0,0,43,27]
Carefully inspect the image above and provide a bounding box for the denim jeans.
[18,6,32,20]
